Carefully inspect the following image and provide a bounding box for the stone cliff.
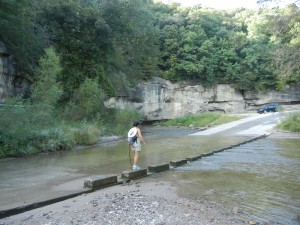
[0,41,29,102]
[105,77,300,121]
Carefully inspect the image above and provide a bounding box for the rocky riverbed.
[0,180,255,225]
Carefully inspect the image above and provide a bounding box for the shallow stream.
[154,137,300,225]
[0,127,299,224]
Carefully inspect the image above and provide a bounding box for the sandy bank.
[0,180,249,225]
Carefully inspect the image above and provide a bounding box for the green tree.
[64,78,105,121]
[101,0,160,84]
[39,0,114,98]
[267,4,300,89]
[30,47,63,123]
[0,0,46,81]
[37,0,160,99]
[0,47,63,157]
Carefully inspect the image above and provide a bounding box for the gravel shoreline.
[0,180,249,225]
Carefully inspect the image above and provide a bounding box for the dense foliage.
[156,2,300,90]
[0,47,144,157]
[1,0,299,94]
[0,0,299,157]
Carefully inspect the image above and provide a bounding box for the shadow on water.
[152,138,300,225]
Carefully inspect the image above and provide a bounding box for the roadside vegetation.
[0,102,143,158]
[154,113,243,128]
[0,48,144,158]
[276,112,300,132]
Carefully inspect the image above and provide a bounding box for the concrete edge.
[121,169,148,179]
[170,159,188,167]
[0,134,268,219]
[0,190,92,219]
[84,175,118,189]
[148,163,170,173]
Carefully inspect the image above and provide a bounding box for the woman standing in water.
[127,121,145,170]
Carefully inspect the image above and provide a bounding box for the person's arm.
[137,128,145,144]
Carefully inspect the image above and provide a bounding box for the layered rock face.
[0,41,29,102]
[105,77,300,120]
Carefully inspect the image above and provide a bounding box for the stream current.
[0,126,299,224]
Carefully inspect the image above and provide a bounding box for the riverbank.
[0,179,251,225]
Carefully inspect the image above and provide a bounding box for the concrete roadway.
[190,112,288,137]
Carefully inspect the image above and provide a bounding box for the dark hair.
[133,121,140,127]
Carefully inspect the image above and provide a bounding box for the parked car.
[257,104,281,114]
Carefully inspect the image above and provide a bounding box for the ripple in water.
[174,138,300,225]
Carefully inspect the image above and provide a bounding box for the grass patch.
[276,112,300,132]
[0,103,144,158]
[212,115,243,126]
[154,113,243,127]
[0,122,104,158]
[107,107,145,136]
[70,123,101,145]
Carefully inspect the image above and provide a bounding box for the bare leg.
[133,151,140,166]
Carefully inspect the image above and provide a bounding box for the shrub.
[108,107,145,135]
[30,47,63,124]
[0,116,77,158]
[30,128,75,152]
[277,112,300,132]
[64,78,105,121]
[70,124,101,145]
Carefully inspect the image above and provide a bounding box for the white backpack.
[127,127,138,145]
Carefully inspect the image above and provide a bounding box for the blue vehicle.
[257,104,280,114]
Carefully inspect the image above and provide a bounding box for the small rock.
[232,207,241,214]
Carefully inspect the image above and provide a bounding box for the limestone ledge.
[105,77,300,121]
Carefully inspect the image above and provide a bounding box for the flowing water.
[153,137,300,225]
[0,127,299,224]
